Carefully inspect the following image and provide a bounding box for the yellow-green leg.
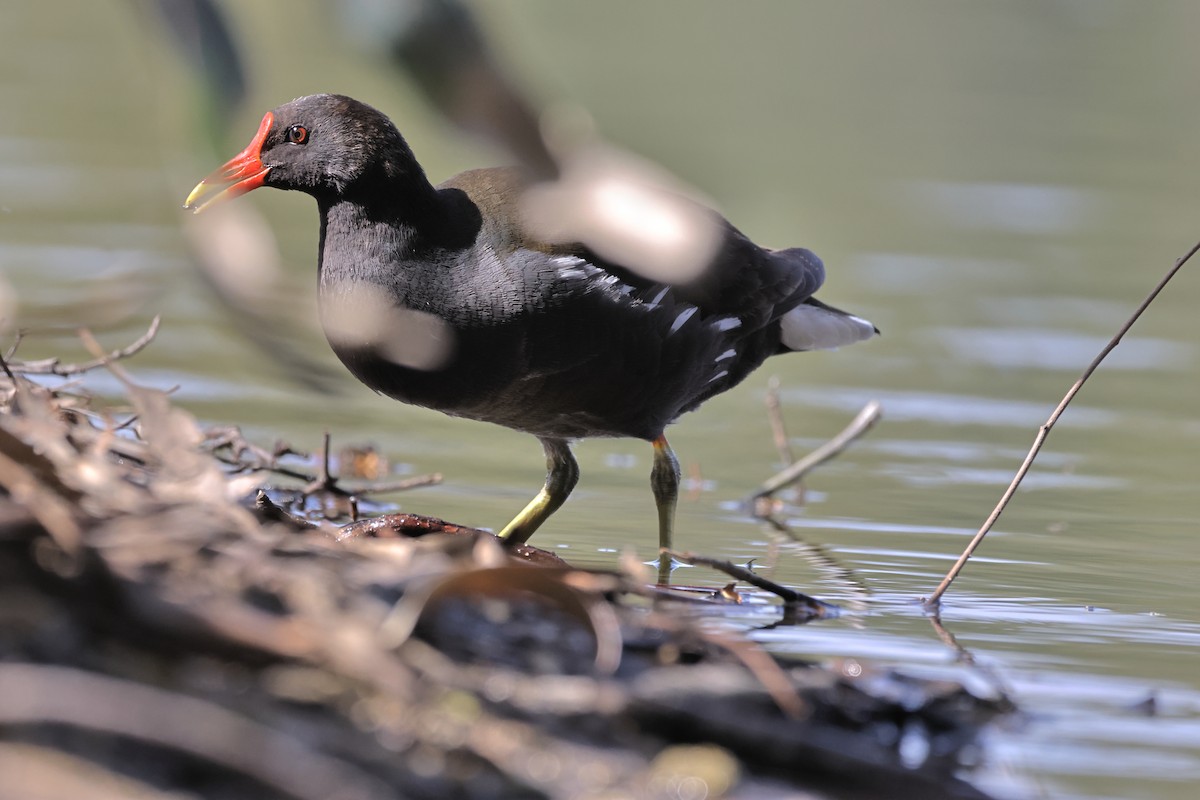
[497,437,579,545]
[650,435,680,584]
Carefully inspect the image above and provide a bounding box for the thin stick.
[3,330,26,362]
[664,549,829,616]
[9,316,161,376]
[321,431,333,480]
[764,376,795,466]
[0,349,14,382]
[749,400,882,502]
[925,238,1199,608]
[351,473,443,495]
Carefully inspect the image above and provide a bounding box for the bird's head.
[185,94,420,212]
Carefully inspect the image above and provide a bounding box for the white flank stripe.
[669,306,697,334]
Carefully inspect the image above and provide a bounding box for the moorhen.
[186,94,876,567]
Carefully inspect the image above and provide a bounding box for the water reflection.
[933,327,1195,371]
[782,386,1116,428]
[905,181,1098,235]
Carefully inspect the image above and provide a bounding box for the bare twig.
[925,238,1199,608]
[351,473,443,496]
[210,450,314,482]
[8,316,161,376]
[303,432,339,495]
[664,550,832,619]
[112,414,140,432]
[0,349,15,383]
[203,426,282,465]
[764,376,794,467]
[206,427,443,498]
[748,400,882,503]
[320,432,333,481]
[3,330,26,362]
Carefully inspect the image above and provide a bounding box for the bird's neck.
[315,187,492,333]
[319,165,441,227]
[315,206,408,299]
[316,171,444,270]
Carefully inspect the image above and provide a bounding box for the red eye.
[286,125,309,144]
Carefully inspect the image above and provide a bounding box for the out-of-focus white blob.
[183,202,347,393]
[779,304,878,351]
[521,119,724,285]
[321,282,456,371]
[183,203,281,301]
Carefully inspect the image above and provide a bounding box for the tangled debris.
[0,326,1008,799]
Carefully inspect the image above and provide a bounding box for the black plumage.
[186,94,876,568]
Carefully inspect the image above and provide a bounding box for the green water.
[3,2,1198,797]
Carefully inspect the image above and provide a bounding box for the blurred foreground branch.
[2,316,160,377]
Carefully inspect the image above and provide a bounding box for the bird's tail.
[778,297,878,351]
